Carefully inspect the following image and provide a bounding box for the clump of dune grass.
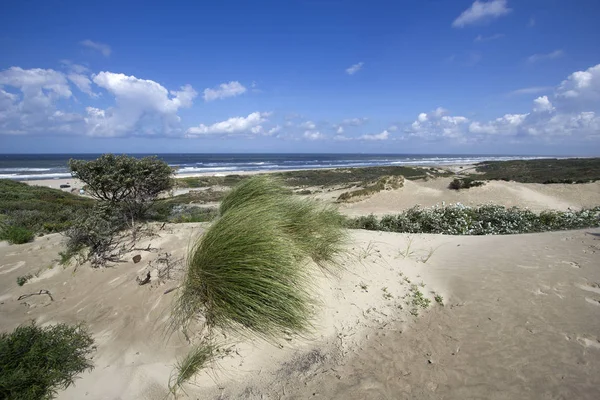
[172,176,347,342]
[219,175,290,215]
[168,342,218,396]
[173,201,315,340]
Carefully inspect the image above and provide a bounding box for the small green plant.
[1,226,35,244]
[434,293,444,306]
[409,284,431,314]
[0,322,95,400]
[168,342,217,396]
[448,178,485,190]
[357,241,376,260]
[16,274,33,286]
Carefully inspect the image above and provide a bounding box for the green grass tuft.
[168,342,217,396]
[173,176,347,341]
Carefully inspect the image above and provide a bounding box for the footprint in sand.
[561,261,581,269]
[576,283,600,295]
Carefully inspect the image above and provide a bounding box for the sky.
[1,0,600,155]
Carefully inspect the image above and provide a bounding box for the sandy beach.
[2,170,600,399]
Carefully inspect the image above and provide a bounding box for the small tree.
[69,154,175,220]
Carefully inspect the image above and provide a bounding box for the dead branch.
[18,290,54,301]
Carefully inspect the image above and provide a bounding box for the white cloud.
[187,112,270,136]
[267,125,281,136]
[300,120,316,129]
[509,86,553,96]
[346,62,364,75]
[360,130,390,141]
[387,125,398,132]
[556,64,600,101]
[474,33,505,42]
[452,0,512,28]
[404,64,600,143]
[203,81,247,102]
[527,49,564,64]
[67,73,96,97]
[336,126,344,134]
[333,134,352,141]
[80,40,111,57]
[341,117,368,126]
[303,130,323,140]
[532,96,554,113]
[86,72,197,137]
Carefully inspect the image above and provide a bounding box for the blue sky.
[1,0,599,154]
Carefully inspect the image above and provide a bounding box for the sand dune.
[1,178,600,399]
[341,178,600,216]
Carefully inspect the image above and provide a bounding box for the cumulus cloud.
[346,62,364,75]
[186,112,270,136]
[0,67,196,137]
[80,40,111,57]
[452,0,511,28]
[203,81,247,102]
[527,49,564,64]
[303,130,323,140]
[404,64,600,143]
[300,120,316,129]
[359,130,390,141]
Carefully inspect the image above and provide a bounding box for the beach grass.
[169,342,218,395]
[172,176,347,341]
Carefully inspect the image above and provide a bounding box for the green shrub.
[16,274,33,286]
[0,322,95,400]
[1,226,34,244]
[448,178,485,190]
[63,205,126,267]
[346,204,600,235]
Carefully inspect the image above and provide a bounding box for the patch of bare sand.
[213,229,600,400]
[2,224,600,399]
[341,178,600,216]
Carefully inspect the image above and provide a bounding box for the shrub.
[69,154,175,220]
[347,204,600,235]
[337,175,404,202]
[0,322,95,400]
[1,226,34,244]
[168,342,218,395]
[63,205,126,267]
[16,274,33,286]
[448,178,485,190]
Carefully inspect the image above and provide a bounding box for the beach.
[1,161,600,399]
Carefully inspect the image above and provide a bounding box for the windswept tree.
[69,154,175,220]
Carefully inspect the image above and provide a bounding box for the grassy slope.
[473,158,600,184]
[0,179,94,234]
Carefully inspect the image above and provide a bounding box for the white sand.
[1,176,599,399]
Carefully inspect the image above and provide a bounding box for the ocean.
[0,153,555,180]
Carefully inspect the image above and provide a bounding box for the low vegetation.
[171,176,347,386]
[169,342,218,396]
[176,166,452,189]
[0,179,93,241]
[337,175,404,202]
[473,158,600,184]
[0,322,95,400]
[448,177,485,190]
[347,204,600,235]
[16,274,33,286]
